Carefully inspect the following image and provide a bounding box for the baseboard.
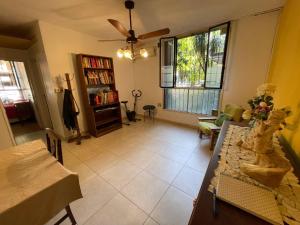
[63,130,91,141]
[136,113,198,129]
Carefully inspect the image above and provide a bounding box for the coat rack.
[64,73,90,145]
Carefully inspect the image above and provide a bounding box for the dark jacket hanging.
[63,89,79,130]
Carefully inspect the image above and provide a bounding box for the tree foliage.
[176,31,223,87]
[176,34,207,86]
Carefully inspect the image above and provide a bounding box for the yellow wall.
[268,0,300,156]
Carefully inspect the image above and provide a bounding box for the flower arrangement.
[242,83,276,122]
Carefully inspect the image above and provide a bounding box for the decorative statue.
[238,83,292,188]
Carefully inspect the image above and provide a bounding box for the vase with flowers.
[242,83,275,123]
[239,83,276,150]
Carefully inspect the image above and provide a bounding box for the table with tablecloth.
[0,140,82,225]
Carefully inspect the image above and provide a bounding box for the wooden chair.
[45,128,77,225]
[198,104,244,150]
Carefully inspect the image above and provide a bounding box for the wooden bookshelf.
[76,54,122,137]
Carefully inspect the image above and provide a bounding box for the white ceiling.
[0,0,285,40]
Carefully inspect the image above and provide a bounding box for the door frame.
[0,50,52,129]
[0,99,16,147]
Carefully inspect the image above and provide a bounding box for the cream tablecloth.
[0,140,82,225]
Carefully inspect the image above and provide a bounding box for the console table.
[188,121,299,225]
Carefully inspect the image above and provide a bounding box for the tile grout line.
[141,152,189,224]
[60,121,209,225]
[81,164,146,224]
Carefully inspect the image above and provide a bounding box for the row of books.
[89,91,118,106]
[82,57,112,69]
[84,70,113,85]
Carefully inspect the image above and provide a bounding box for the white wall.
[132,11,280,126]
[27,23,54,129]
[37,21,134,138]
[222,11,279,107]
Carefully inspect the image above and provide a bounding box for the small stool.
[143,105,156,121]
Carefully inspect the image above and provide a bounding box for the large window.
[160,22,230,115]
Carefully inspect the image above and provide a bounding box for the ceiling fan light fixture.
[117,48,124,58]
[124,49,133,59]
[140,48,148,58]
[108,0,169,61]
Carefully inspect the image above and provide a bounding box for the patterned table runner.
[209,125,300,225]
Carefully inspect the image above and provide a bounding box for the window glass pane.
[0,60,19,89]
[13,62,29,89]
[164,88,220,115]
[160,38,176,87]
[164,88,188,112]
[205,23,230,88]
[176,33,207,88]
[187,89,220,114]
[0,60,30,103]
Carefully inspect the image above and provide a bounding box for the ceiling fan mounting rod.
[129,8,133,30]
[125,0,134,31]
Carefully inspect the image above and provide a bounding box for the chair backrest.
[45,128,63,164]
[223,104,244,122]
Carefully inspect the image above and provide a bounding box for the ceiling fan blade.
[138,28,170,40]
[107,19,130,37]
[98,39,126,42]
[135,41,144,48]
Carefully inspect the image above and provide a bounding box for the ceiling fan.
[98,0,170,59]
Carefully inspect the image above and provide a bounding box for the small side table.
[143,105,156,121]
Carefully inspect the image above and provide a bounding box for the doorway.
[0,59,46,144]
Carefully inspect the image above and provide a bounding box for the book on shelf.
[89,90,118,106]
[85,70,114,85]
[82,56,112,69]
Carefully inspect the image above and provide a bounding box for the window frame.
[161,21,231,115]
[159,37,177,88]
[159,21,230,90]
[204,21,231,89]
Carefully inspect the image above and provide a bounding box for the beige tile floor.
[10,121,45,145]
[14,130,45,144]
[45,120,212,225]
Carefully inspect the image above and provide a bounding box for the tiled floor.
[45,120,212,225]
[10,120,41,136]
[10,121,45,145]
[14,130,45,144]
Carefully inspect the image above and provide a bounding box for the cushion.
[215,113,233,127]
[198,121,220,135]
[224,104,244,122]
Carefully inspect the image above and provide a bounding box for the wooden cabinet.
[76,54,122,137]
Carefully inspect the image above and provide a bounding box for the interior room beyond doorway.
[0,59,44,144]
